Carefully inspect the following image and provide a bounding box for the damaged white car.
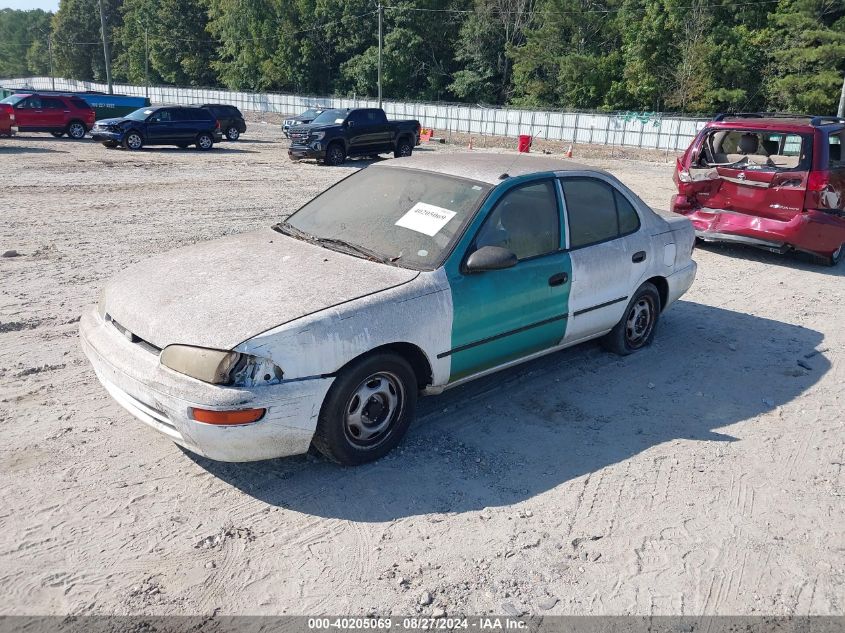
[81,153,696,465]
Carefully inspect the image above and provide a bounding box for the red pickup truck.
[0,93,96,139]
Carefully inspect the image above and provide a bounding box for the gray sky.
[1,0,59,10]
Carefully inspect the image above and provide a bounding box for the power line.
[383,0,781,15]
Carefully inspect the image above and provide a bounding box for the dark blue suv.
[91,105,223,151]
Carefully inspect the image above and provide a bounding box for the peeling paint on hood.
[101,228,419,350]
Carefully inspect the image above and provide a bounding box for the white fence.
[2,77,709,151]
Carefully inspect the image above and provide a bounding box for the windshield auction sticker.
[395,203,457,236]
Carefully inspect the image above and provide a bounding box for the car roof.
[375,152,601,185]
[708,117,842,133]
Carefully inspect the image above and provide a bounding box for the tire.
[600,282,661,356]
[816,243,844,267]
[67,121,87,139]
[196,132,214,150]
[123,130,143,150]
[325,141,346,166]
[311,352,418,465]
[50,131,64,138]
[225,126,240,141]
[393,137,413,158]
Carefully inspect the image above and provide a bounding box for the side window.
[349,110,366,125]
[21,96,40,109]
[615,190,641,235]
[153,109,172,122]
[474,180,560,260]
[828,132,844,169]
[42,97,63,109]
[562,178,641,248]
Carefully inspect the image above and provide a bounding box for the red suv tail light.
[807,170,830,191]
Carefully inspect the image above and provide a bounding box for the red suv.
[0,93,96,139]
[671,114,845,265]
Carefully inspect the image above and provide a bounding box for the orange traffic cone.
[468,136,474,150]
[566,144,573,158]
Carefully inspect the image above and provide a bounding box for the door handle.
[548,272,569,286]
[632,251,646,263]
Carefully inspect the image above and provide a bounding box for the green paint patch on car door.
[442,176,573,382]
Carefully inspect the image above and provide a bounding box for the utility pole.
[838,70,845,118]
[97,0,113,94]
[47,32,55,91]
[144,27,149,99]
[377,1,383,108]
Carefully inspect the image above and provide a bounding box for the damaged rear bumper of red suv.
[671,198,845,258]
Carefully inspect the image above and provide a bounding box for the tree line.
[1,0,843,115]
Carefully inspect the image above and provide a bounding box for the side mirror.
[465,245,518,273]
[347,120,355,128]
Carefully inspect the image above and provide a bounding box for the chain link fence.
[1,77,709,151]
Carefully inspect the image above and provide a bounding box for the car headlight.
[159,345,284,387]
[311,131,325,140]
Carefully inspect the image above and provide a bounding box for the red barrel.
[518,134,531,153]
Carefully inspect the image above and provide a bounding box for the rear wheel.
[67,121,87,139]
[50,131,64,138]
[325,142,346,166]
[600,282,661,356]
[311,352,417,465]
[394,137,413,158]
[123,131,143,150]
[196,133,214,150]
[225,126,240,141]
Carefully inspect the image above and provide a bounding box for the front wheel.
[225,126,240,141]
[394,137,413,158]
[67,121,87,139]
[196,133,214,150]
[600,282,661,356]
[311,353,417,465]
[123,131,143,150]
[324,142,346,166]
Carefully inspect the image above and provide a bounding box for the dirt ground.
[1,122,843,617]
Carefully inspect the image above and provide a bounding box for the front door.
[446,178,572,381]
[146,108,177,143]
[559,176,644,344]
[14,96,48,130]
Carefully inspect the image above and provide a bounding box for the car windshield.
[279,166,491,270]
[311,109,347,125]
[124,107,154,121]
[300,109,319,118]
[1,95,25,106]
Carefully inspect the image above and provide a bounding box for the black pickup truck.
[288,107,421,165]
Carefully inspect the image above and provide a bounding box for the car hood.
[101,228,419,350]
[94,117,126,126]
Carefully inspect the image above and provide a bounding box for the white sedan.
[80,153,697,465]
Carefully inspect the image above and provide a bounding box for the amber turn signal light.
[191,407,265,425]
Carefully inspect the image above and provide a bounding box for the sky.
[1,0,59,10]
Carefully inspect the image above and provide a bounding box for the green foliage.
[52,0,122,82]
[0,9,52,77]
[2,0,844,115]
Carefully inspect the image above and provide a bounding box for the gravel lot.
[1,122,843,616]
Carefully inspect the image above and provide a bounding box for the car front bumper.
[288,143,325,161]
[670,199,845,257]
[91,129,124,142]
[79,307,333,462]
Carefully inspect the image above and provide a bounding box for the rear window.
[828,131,844,169]
[697,129,812,171]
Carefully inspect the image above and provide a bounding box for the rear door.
[41,97,68,129]
[560,176,644,344]
[687,128,810,222]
